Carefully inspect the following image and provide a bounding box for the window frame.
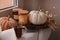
[0,0,18,12]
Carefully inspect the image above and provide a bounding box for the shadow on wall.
[23,0,40,11]
[41,0,60,26]
[18,0,24,8]
[40,0,60,40]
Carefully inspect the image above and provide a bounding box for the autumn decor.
[28,10,56,31]
[18,10,29,25]
[12,8,23,21]
[12,8,29,25]
[0,15,18,31]
[12,8,56,31]
[29,10,47,25]
[45,11,56,31]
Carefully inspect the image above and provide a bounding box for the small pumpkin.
[18,10,29,25]
[13,8,29,25]
[0,16,18,31]
[29,10,47,25]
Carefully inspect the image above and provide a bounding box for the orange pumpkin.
[0,16,18,31]
[18,10,29,25]
[12,8,29,25]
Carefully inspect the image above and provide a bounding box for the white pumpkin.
[29,10,47,25]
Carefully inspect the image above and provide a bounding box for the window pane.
[0,0,13,9]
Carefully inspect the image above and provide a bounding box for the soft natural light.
[0,0,18,12]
